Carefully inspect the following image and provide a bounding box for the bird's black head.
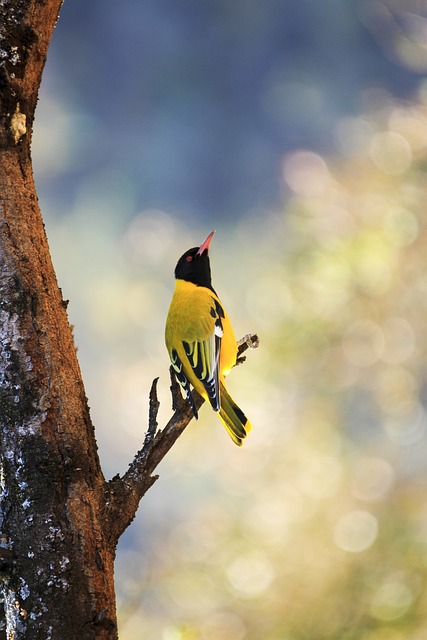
[174,231,215,289]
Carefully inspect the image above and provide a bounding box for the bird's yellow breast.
[165,279,237,379]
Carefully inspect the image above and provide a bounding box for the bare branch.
[141,377,160,453]
[236,332,260,365]
[105,333,259,543]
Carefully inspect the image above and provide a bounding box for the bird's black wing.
[170,348,198,419]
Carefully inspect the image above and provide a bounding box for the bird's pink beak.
[197,230,215,256]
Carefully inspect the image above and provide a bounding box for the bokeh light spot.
[383,402,427,445]
[334,510,378,552]
[384,208,419,247]
[226,554,275,598]
[122,210,175,267]
[342,320,384,368]
[282,151,330,196]
[351,457,394,502]
[375,367,418,416]
[370,581,414,621]
[389,107,427,150]
[335,116,374,157]
[369,131,412,175]
[380,317,416,365]
[201,612,246,640]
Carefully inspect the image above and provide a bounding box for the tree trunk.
[0,2,120,637]
[0,153,120,639]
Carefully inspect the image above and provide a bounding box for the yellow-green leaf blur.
[35,88,427,639]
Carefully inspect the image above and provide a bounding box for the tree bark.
[0,2,259,638]
[0,151,117,640]
[0,2,120,637]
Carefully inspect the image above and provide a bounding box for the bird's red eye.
[186,255,193,262]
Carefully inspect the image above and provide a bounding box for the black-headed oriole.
[165,231,252,446]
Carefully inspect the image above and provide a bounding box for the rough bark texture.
[0,1,118,637]
[0,2,259,638]
[0,157,116,639]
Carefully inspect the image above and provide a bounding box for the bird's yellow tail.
[218,382,252,446]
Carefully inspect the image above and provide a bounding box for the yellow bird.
[165,231,252,446]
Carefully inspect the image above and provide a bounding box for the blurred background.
[33,0,427,638]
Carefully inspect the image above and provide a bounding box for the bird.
[165,230,252,446]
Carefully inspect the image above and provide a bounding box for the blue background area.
[38,0,421,223]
